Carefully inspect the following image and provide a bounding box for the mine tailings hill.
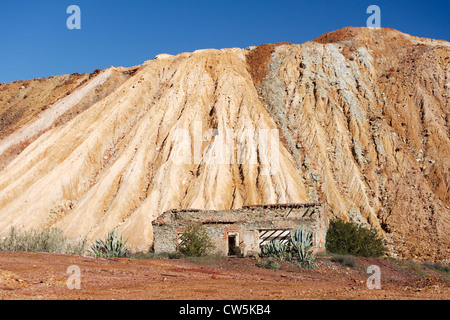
[0,27,448,261]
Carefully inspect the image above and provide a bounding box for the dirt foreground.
[0,252,448,300]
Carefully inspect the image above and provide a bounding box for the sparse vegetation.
[387,257,428,278]
[186,255,227,265]
[325,219,386,257]
[178,222,215,257]
[129,251,157,259]
[257,259,280,270]
[424,262,450,275]
[0,227,87,255]
[90,230,130,258]
[168,252,184,259]
[331,254,356,268]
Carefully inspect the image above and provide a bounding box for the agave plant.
[261,240,288,261]
[290,226,316,268]
[90,230,130,258]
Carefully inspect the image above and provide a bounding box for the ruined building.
[152,203,328,257]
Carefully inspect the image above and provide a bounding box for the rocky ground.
[0,252,448,300]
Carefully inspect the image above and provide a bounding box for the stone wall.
[152,203,328,257]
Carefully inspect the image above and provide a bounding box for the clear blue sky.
[0,0,448,83]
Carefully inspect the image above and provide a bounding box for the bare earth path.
[0,252,448,300]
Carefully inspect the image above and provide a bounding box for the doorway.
[228,234,237,256]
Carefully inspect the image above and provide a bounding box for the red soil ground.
[0,252,448,300]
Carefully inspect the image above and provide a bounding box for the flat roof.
[153,203,322,226]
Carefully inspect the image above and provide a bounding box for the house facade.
[152,203,328,257]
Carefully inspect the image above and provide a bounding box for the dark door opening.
[228,235,237,256]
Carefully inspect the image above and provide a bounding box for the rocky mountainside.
[0,27,448,260]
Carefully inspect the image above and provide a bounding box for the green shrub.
[0,227,87,255]
[178,223,215,257]
[168,252,184,259]
[90,230,130,258]
[331,254,355,268]
[257,259,280,270]
[325,219,386,257]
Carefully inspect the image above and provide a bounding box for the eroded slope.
[0,27,448,260]
[247,27,449,260]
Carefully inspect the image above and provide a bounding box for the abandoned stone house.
[152,203,328,257]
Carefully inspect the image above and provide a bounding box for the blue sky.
[0,0,448,83]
